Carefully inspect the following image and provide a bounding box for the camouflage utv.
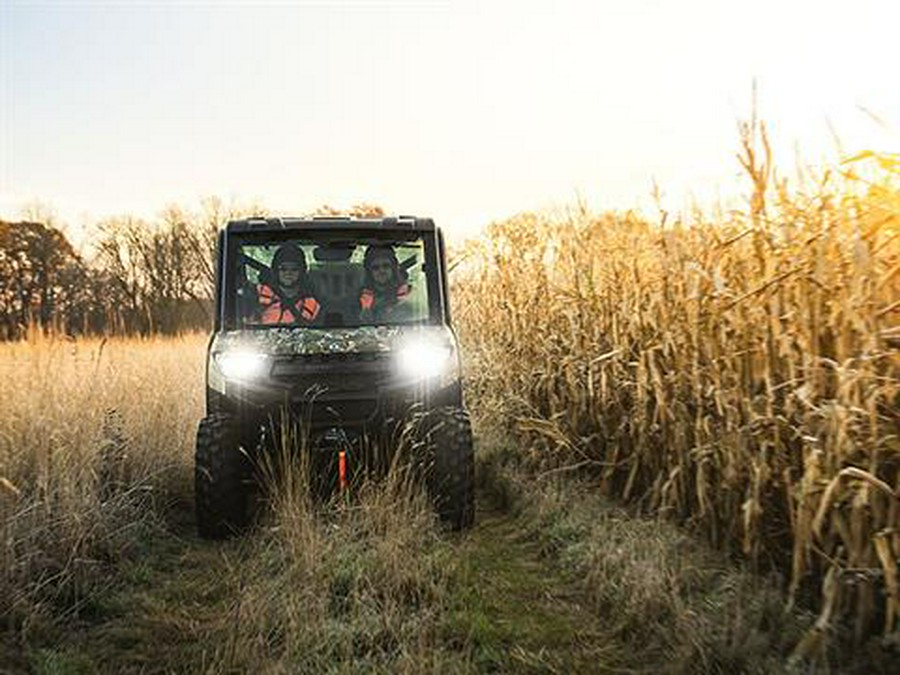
[196,216,474,538]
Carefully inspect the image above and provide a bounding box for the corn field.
[454,132,900,646]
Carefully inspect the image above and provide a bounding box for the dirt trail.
[456,508,618,673]
[31,496,616,674]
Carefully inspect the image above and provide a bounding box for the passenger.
[359,245,412,323]
[257,243,320,325]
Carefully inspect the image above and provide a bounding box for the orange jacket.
[258,284,320,324]
[360,283,410,314]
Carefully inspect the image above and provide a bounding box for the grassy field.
[0,334,470,672]
[0,334,851,673]
[0,335,204,642]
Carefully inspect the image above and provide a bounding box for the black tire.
[195,413,251,539]
[424,407,475,530]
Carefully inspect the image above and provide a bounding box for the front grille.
[270,353,392,396]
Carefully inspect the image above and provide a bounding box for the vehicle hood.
[211,325,455,357]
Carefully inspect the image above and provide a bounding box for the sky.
[1,0,898,246]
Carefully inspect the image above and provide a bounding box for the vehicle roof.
[225,215,436,234]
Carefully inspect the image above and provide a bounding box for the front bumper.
[207,351,463,430]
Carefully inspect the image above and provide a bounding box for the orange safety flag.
[338,450,347,491]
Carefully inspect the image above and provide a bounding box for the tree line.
[0,199,259,339]
[0,200,386,340]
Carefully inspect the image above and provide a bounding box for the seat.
[307,263,365,325]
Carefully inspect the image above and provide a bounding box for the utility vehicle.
[196,215,474,538]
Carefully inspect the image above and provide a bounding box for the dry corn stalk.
[454,151,900,643]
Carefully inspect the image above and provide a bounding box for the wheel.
[423,407,475,530]
[195,413,252,539]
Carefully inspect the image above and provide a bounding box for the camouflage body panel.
[211,324,453,357]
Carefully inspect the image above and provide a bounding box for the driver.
[359,244,412,322]
[257,243,321,325]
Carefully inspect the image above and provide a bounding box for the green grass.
[448,510,618,673]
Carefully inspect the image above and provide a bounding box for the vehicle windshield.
[232,235,433,329]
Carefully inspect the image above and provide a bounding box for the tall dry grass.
[203,461,464,673]
[454,134,900,648]
[0,335,466,672]
[0,334,205,636]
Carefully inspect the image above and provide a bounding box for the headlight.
[214,351,269,380]
[396,338,453,380]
